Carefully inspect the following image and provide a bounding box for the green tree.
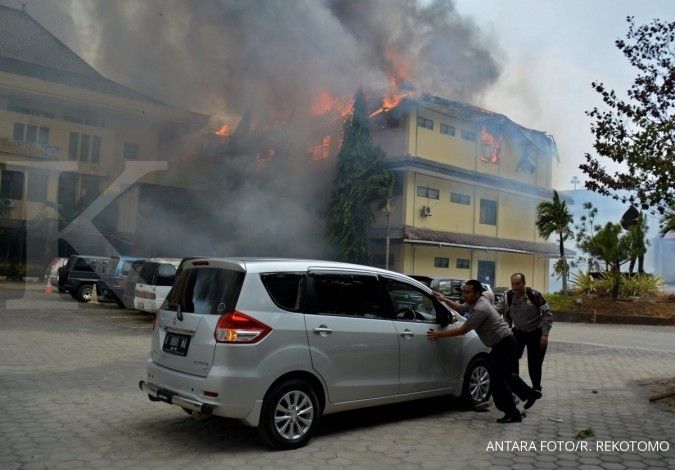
[580,17,674,226]
[536,190,574,295]
[574,202,602,273]
[363,170,394,268]
[660,207,675,236]
[581,222,633,300]
[327,90,392,264]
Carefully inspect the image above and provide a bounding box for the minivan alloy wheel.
[469,364,490,402]
[274,390,314,440]
[259,379,320,449]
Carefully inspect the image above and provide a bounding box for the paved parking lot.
[1,284,674,469]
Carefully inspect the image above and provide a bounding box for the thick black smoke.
[7,0,501,259]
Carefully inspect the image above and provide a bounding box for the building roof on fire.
[0,4,164,105]
[411,94,560,162]
[371,225,574,258]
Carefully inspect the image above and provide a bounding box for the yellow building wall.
[498,192,538,241]
[407,108,477,171]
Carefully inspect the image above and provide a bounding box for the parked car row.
[47,254,189,314]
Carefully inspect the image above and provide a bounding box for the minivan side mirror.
[432,299,451,327]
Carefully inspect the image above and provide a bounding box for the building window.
[456,258,470,269]
[481,127,501,164]
[417,116,433,130]
[12,123,50,146]
[8,103,55,119]
[124,143,140,160]
[68,132,79,160]
[434,257,449,268]
[27,171,48,202]
[1,170,24,200]
[91,136,101,163]
[417,186,439,199]
[26,125,38,143]
[480,198,497,225]
[79,134,90,162]
[69,132,101,162]
[440,123,455,136]
[38,127,50,146]
[13,123,24,141]
[450,192,470,205]
[63,114,105,127]
[461,129,476,142]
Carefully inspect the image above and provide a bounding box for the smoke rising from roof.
[8,0,502,259]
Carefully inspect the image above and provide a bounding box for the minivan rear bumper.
[139,380,213,414]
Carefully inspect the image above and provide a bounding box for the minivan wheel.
[462,358,491,408]
[259,379,320,450]
[76,284,94,303]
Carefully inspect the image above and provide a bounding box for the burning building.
[369,94,566,292]
[0,4,207,267]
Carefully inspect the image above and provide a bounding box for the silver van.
[140,258,491,449]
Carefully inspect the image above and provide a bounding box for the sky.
[453,0,674,190]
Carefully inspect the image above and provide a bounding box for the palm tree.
[536,190,574,295]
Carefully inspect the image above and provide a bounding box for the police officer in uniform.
[496,273,552,392]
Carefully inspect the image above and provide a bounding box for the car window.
[73,258,95,272]
[436,279,463,297]
[165,267,244,314]
[307,273,385,318]
[384,278,438,323]
[261,273,305,312]
[156,263,177,286]
[121,261,133,276]
[105,257,119,275]
[139,262,158,284]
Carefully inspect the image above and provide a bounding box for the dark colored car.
[122,260,148,310]
[59,255,111,302]
[100,256,146,308]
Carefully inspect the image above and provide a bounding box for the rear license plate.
[163,333,191,356]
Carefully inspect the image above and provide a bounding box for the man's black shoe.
[496,414,522,424]
[524,390,542,410]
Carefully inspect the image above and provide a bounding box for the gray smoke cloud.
[7,0,501,259]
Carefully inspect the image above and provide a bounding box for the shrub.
[571,272,596,295]
[545,293,575,311]
[620,274,663,298]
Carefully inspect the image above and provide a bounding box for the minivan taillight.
[214,310,271,344]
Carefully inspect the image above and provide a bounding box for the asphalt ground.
[1,284,673,469]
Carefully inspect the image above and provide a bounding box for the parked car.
[410,275,494,304]
[122,260,148,310]
[134,258,182,313]
[100,256,146,308]
[140,258,491,450]
[44,257,67,289]
[59,255,111,302]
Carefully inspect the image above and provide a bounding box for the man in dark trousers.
[428,280,541,423]
[496,273,552,393]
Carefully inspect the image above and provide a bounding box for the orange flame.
[480,127,502,164]
[310,89,353,117]
[216,124,231,137]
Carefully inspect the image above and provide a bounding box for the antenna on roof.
[22,3,26,12]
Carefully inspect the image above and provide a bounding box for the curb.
[554,310,674,326]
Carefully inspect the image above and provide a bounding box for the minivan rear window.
[261,273,305,312]
[164,267,244,315]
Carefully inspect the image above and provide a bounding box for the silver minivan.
[140,258,491,449]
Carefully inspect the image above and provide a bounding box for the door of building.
[477,261,496,289]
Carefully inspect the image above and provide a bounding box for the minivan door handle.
[399,329,414,338]
[313,326,333,336]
